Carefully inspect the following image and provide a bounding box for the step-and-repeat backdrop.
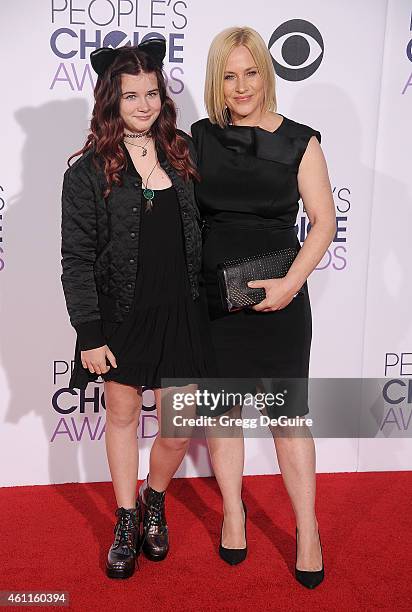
[0,0,411,486]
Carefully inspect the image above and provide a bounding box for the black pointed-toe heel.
[219,501,247,566]
[295,527,324,589]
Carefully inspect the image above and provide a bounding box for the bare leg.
[205,405,245,549]
[104,381,142,508]
[270,423,322,571]
[146,385,194,492]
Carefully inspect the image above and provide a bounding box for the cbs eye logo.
[268,19,324,81]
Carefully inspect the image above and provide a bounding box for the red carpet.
[0,472,411,611]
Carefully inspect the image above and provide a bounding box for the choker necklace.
[124,136,151,157]
[124,130,151,139]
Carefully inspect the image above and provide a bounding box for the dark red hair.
[68,46,198,197]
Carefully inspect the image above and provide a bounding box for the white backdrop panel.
[0,0,408,487]
[359,0,412,470]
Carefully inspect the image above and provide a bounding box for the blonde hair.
[204,26,277,128]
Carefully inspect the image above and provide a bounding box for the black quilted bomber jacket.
[61,131,202,352]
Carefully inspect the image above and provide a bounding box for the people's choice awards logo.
[402,9,412,94]
[380,352,412,432]
[268,19,324,81]
[297,185,351,271]
[49,0,188,94]
[51,361,159,443]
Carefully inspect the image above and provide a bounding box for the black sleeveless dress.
[101,178,215,389]
[191,116,321,417]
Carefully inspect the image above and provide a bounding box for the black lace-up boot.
[106,506,141,579]
[138,475,169,561]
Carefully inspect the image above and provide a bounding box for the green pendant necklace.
[143,159,159,212]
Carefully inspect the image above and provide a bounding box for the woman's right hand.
[81,345,117,375]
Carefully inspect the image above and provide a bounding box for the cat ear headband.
[90,38,166,77]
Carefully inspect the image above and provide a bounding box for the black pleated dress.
[101,180,215,389]
[191,116,321,417]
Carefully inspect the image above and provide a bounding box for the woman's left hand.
[247,277,299,312]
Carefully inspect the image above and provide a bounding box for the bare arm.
[250,136,336,311]
[284,135,336,293]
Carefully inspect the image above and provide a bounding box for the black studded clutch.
[217,247,300,313]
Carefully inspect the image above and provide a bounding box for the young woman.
[191,27,336,588]
[61,39,215,579]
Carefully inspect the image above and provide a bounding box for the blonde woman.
[191,27,335,588]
